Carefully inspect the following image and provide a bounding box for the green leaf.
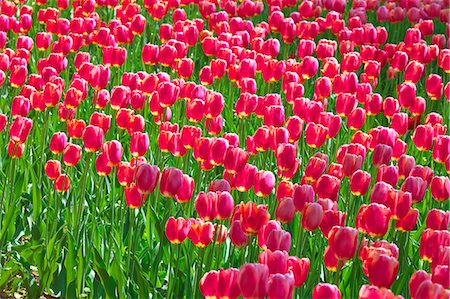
[92,247,118,299]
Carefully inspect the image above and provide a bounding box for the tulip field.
[1,0,450,298]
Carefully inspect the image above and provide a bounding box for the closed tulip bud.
[426,209,450,230]
[328,226,359,260]
[10,116,32,144]
[159,167,183,198]
[54,174,70,193]
[376,165,399,188]
[432,135,450,163]
[170,173,193,202]
[45,160,61,180]
[395,209,419,232]
[124,184,145,208]
[312,283,341,299]
[265,229,291,252]
[398,82,416,109]
[425,74,443,100]
[49,132,67,154]
[229,220,250,248]
[314,77,332,99]
[95,153,112,176]
[367,253,399,288]
[304,156,326,182]
[215,191,234,220]
[257,220,282,250]
[276,197,295,224]
[293,184,315,212]
[206,115,223,135]
[285,116,303,142]
[398,154,415,180]
[411,125,434,151]
[237,264,269,299]
[409,270,431,298]
[209,179,231,193]
[130,132,149,157]
[305,122,328,148]
[82,125,103,152]
[347,108,366,130]
[135,163,160,194]
[267,273,294,299]
[430,176,450,202]
[315,174,341,201]
[254,170,276,197]
[404,61,424,84]
[10,64,27,88]
[342,153,363,177]
[63,143,82,166]
[224,147,249,174]
[401,176,427,203]
[356,203,391,237]
[350,170,371,196]
[117,162,135,187]
[234,164,257,192]
[200,268,241,299]
[258,249,289,275]
[372,144,392,167]
[102,140,123,166]
[302,202,324,231]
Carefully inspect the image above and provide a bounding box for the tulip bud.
[328,226,359,260]
[135,163,160,194]
[350,170,371,196]
[237,264,269,299]
[54,174,70,192]
[312,283,341,299]
[45,160,61,180]
[160,167,183,198]
[302,202,324,231]
[165,217,191,244]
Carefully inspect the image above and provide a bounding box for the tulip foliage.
[0,0,449,298]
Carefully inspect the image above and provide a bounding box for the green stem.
[75,152,93,240]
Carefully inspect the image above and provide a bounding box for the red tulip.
[9,116,32,144]
[258,249,289,274]
[312,283,341,299]
[302,202,324,231]
[366,252,399,288]
[356,203,391,237]
[426,209,450,230]
[135,163,160,194]
[287,256,310,287]
[165,217,191,244]
[350,170,371,196]
[82,125,103,152]
[328,226,359,260]
[95,153,112,176]
[160,167,183,198]
[254,170,275,197]
[276,197,296,224]
[430,176,450,202]
[188,219,214,247]
[102,140,123,166]
[237,202,270,235]
[54,174,70,192]
[432,135,450,163]
[237,263,269,299]
[267,273,294,299]
[45,160,61,180]
[320,210,346,238]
